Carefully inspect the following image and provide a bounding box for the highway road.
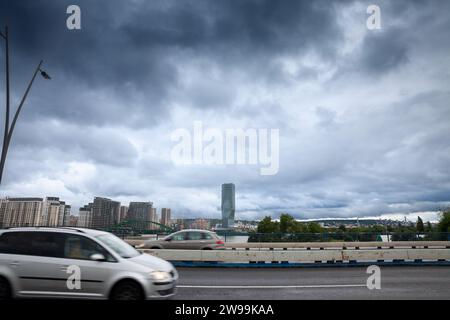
[174,266,450,300]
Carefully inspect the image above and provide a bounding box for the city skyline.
[0,193,443,223]
[0,1,449,222]
[0,195,177,230]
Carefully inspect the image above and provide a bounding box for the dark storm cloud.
[0,0,347,124]
[1,0,177,125]
[123,0,345,58]
[0,0,431,123]
[358,28,409,75]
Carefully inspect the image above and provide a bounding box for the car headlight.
[150,271,171,281]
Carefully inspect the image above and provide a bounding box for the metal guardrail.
[236,232,450,242]
[223,241,450,250]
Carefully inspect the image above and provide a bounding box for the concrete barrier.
[140,248,450,263]
[127,240,450,250]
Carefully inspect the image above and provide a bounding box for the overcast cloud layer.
[0,0,449,221]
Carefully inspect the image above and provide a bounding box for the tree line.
[249,209,450,242]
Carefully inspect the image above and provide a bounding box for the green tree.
[438,209,450,232]
[416,216,425,232]
[279,213,296,233]
[293,222,308,233]
[426,221,432,232]
[307,222,323,233]
[257,216,279,233]
[372,225,385,233]
[338,225,346,232]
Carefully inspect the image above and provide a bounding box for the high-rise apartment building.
[221,183,235,229]
[58,203,71,226]
[119,205,128,223]
[41,197,57,226]
[128,202,153,230]
[64,205,71,226]
[90,197,120,230]
[40,197,70,227]
[128,202,153,222]
[77,204,92,228]
[148,207,156,222]
[1,198,44,228]
[160,208,171,226]
[148,207,158,230]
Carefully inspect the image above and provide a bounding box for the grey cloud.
[358,28,410,75]
[1,0,347,121]
[12,120,138,167]
[0,0,449,220]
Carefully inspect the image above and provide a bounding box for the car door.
[165,232,189,249]
[58,234,116,298]
[185,231,204,249]
[0,231,67,297]
[0,231,31,294]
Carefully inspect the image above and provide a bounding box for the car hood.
[128,253,174,272]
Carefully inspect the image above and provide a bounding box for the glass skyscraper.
[221,183,235,229]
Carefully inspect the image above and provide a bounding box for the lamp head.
[40,70,51,80]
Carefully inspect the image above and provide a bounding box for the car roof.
[0,227,109,236]
[174,229,215,233]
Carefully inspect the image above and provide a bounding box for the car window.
[0,232,30,255]
[0,232,64,257]
[187,232,202,241]
[202,233,214,240]
[171,232,186,241]
[30,232,65,257]
[63,234,115,262]
[95,233,139,259]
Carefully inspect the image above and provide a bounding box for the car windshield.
[95,233,140,258]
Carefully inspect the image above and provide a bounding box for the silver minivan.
[0,227,178,300]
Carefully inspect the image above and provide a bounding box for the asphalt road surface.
[174,266,450,300]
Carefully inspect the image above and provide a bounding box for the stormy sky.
[0,0,449,222]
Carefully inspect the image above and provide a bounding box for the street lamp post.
[0,26,51,185]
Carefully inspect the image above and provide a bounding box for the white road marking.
[178,284,367,289]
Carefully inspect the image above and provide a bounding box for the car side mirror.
[90,253,106,261]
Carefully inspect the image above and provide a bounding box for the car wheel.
[110,280,144,300]
[0,277,12,300]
